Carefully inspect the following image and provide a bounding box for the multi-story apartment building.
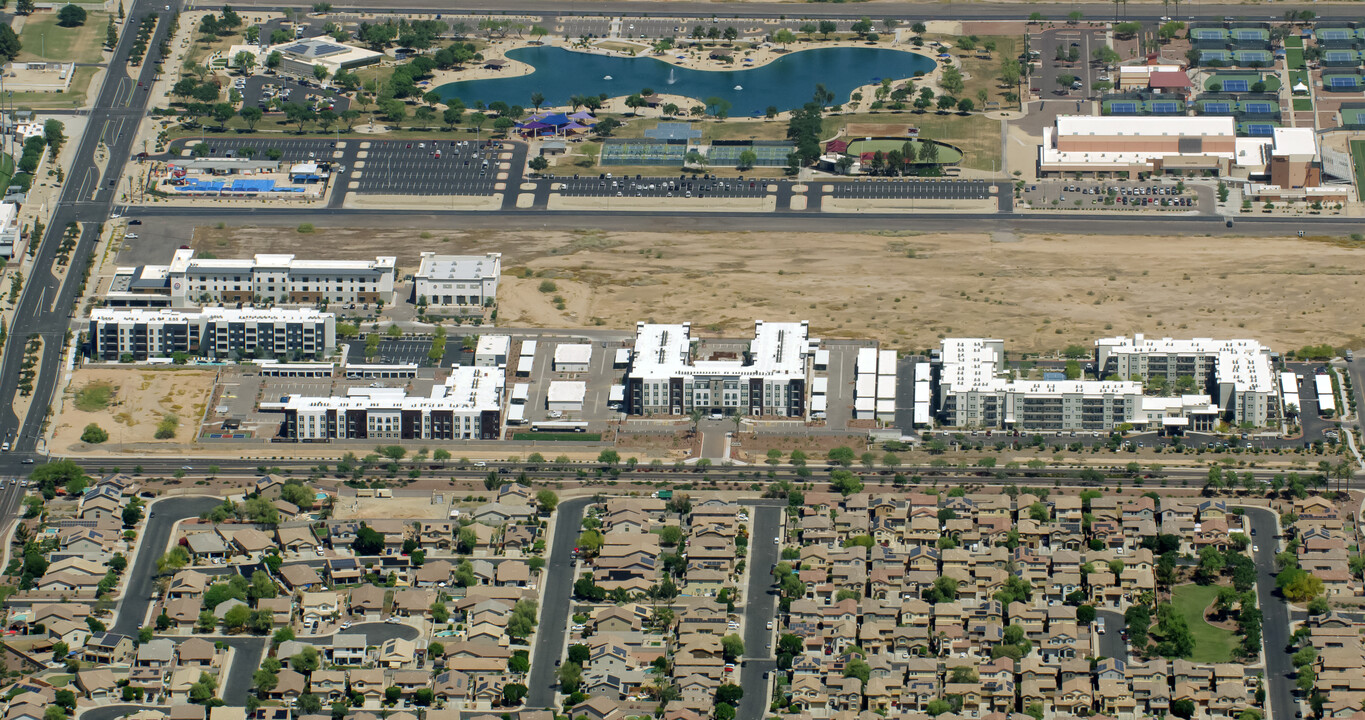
[277,366,504,442]
[1095,335,1277,426]
[936,339,1145,432]
[625,320,809,418]
[88,307,336,361]
[106,249,396,308]
[413,252,501,311]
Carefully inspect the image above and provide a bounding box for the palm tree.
[530,92,544,112]
[731,412,744,436]
[688,408,705,436]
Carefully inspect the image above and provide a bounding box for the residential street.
[527,496,591,708]
[112,496,221,636]
[1243,507,1296,720]
[737,504,782,720]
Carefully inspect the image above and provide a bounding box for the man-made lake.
[435,46,937,116]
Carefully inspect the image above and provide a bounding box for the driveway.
[1242,507,1297,720]
[737,505,782,720]
[527,496,591,708]
[1095,609,1128,660]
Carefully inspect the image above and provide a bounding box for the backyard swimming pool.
[436,45,937,117]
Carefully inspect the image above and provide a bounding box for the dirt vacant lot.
[192,225,1365,354]
[55,367,216,453]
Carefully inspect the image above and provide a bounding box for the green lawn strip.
[1286,48,1305,70]
[1284,36,1303,49]
[1292,98,1313,111]
[512,432,603,441]
[1169,583,1238,663]
[1351,141,1365,194]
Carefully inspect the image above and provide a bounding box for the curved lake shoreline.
[435,45,937,116]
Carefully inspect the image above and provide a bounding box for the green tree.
[720,633,744,661]
[57,4,87,26]
[81,423,109,444]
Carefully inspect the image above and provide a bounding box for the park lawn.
[825,111,999,171]
[948,36,1023,110]
[1293,98,1313,111]
[17,12,109,65]
[1286,48,1305,70]
[0,154,13,194]
[1284,36,1303,49]
[1170,584,1239,663]
[1351,141,1365,196]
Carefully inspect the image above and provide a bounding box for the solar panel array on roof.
[1220,79,1249,92]
[281,43,312,55]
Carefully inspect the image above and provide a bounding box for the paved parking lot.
[354,139,506,196]
[827,178,989,200]
[341,337,463,366]
[555,174,771,199]
[1023,180,1207,211]
[821,343,862,432]
[1029,27,1109,99]
[169,137,342,165]
[241,75,350,114]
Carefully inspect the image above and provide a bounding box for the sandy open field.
[54,367,217,453]
[192,225,1365,354]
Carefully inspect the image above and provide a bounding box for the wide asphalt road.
[527,496,591,708]
[112,496,221,636]
[737,504,782,720]
[126,206,1356,239]
[212,0,1365,22]
[1243,507,1297,720]
[0,0,182,462]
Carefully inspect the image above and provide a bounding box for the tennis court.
[1200,50,1232,64]
[707,141,795,167]
[1193,28,1227,40]
[1341,107,1365,127]
[1220,79,1249,92]
[1150,101,1182,114]
[1234,50,1272,64]
[1326,75,1362,91]
[844,138,963,164]
[1233,29,1268,41]
[600,138,690,166]
[1202,101,1232,114]
[1323,50,1359,64]
[1106,100,1139,114]
[1317,28,1353,41]
[644,122,703,141]
[1244,123,1275,136]
[1242,101,1276,114]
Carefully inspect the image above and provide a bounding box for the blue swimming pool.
[435,45,937,117]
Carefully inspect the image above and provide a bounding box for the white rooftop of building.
[414,252,501,281]
[940,338,1143,397]
[282,365,502,413]
[1096,334,1276,393]
[554,343,593,365]
[91,306,333,324]
[476,335,510,357]
[1271,127,1318,159]
[630,320,808,380]
[1054,114,1236,137]
[166,248,394,274]
[547,380,587,403]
